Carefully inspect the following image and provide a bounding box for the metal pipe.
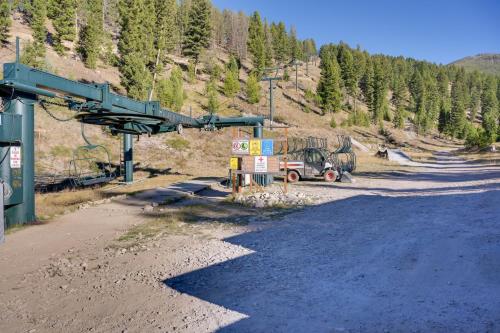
[1,81,57,98]
[123,134,133,183]
[15,37,20,63]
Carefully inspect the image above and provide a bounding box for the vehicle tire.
[287,170,300,183]
[323,169,336,182]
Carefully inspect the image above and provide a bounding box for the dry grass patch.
[355,153,408,173]
[117,202,255,246]
[35,174,192,221]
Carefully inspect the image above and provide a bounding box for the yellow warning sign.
[249,140,261,156]
[230,157,239,170]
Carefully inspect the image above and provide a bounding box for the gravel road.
[1,151,499,332]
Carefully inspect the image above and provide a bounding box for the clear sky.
[211,0,500,65]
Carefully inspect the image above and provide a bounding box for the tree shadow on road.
[356,169,500,183]
[164,187,500,332]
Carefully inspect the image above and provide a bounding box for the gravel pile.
[234,191,316,208]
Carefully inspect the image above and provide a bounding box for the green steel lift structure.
[0,39,264,228]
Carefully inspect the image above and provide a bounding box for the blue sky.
[211,0,500,65]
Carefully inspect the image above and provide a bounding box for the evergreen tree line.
[3,1,315,109]
[1,1,497,146]
[317,42,500,146]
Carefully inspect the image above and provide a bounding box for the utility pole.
[261,67,282,130]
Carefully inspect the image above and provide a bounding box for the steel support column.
[123,133,133,183]
[2,93,36,227]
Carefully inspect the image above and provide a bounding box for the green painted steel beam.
[0,62,264,134]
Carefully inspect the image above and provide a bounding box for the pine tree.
[317,57,342,114]
[372,59,388,123]
[227,55,239,78]
[392,73,406,128]
[263,20,273,66]
[423,73,440,133]
[0,0,11,45]
[51,0,77,55]
[437,68,451,133]
[481,76,499,143]
[155,0,178,59]
[176,0,190,51]
[247,11,266,75]
[246,73,261,104]
[361,58,375,114]
[206,80,219,114]
[118,0,156,99]
[338,47,356,106]
[497,77,500,103]
[120,53,153,100]
[156,66,185,112]
[223,66,240,99]
[409,70,426,132]
[79,0,103,69]
[450,70,468,138]
[25,0,47,66]
[271,22,288,64]
[289,26,302,61]
[182,0,211,70]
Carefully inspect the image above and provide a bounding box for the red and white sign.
[254,156,268,173]
[10,146,21,169]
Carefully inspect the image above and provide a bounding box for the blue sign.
[261,139,274,156]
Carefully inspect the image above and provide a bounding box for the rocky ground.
[0,151,499,333]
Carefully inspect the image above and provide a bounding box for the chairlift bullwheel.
[287,170,300,183]
[323,169,337,182]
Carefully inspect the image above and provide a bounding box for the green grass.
[166,137,190,150]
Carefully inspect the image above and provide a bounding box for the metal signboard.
[241,156,280,174]
[249,140,261,156]
[230,157,239,170]
[254,156,268,173]
[261,139,274,156]
[232,139,249,155]
[10,146,21,169]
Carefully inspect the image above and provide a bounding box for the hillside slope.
[450,53,500,76]
[0,17,462,219]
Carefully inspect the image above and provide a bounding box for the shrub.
[330,117,337,128]
[342,111,370,127]
[187,62,196,83]
[465,126,493,149]
[166,137,190,150]
[246,73,261,104]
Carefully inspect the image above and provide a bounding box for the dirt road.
[1,152,499,332]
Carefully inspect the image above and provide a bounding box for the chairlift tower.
[261,67,282,130]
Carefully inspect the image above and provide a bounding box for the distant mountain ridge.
[450,53,500,76]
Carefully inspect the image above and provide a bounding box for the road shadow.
[165,188,500,332]
[304,181,500,195]
[356,169,500,183]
